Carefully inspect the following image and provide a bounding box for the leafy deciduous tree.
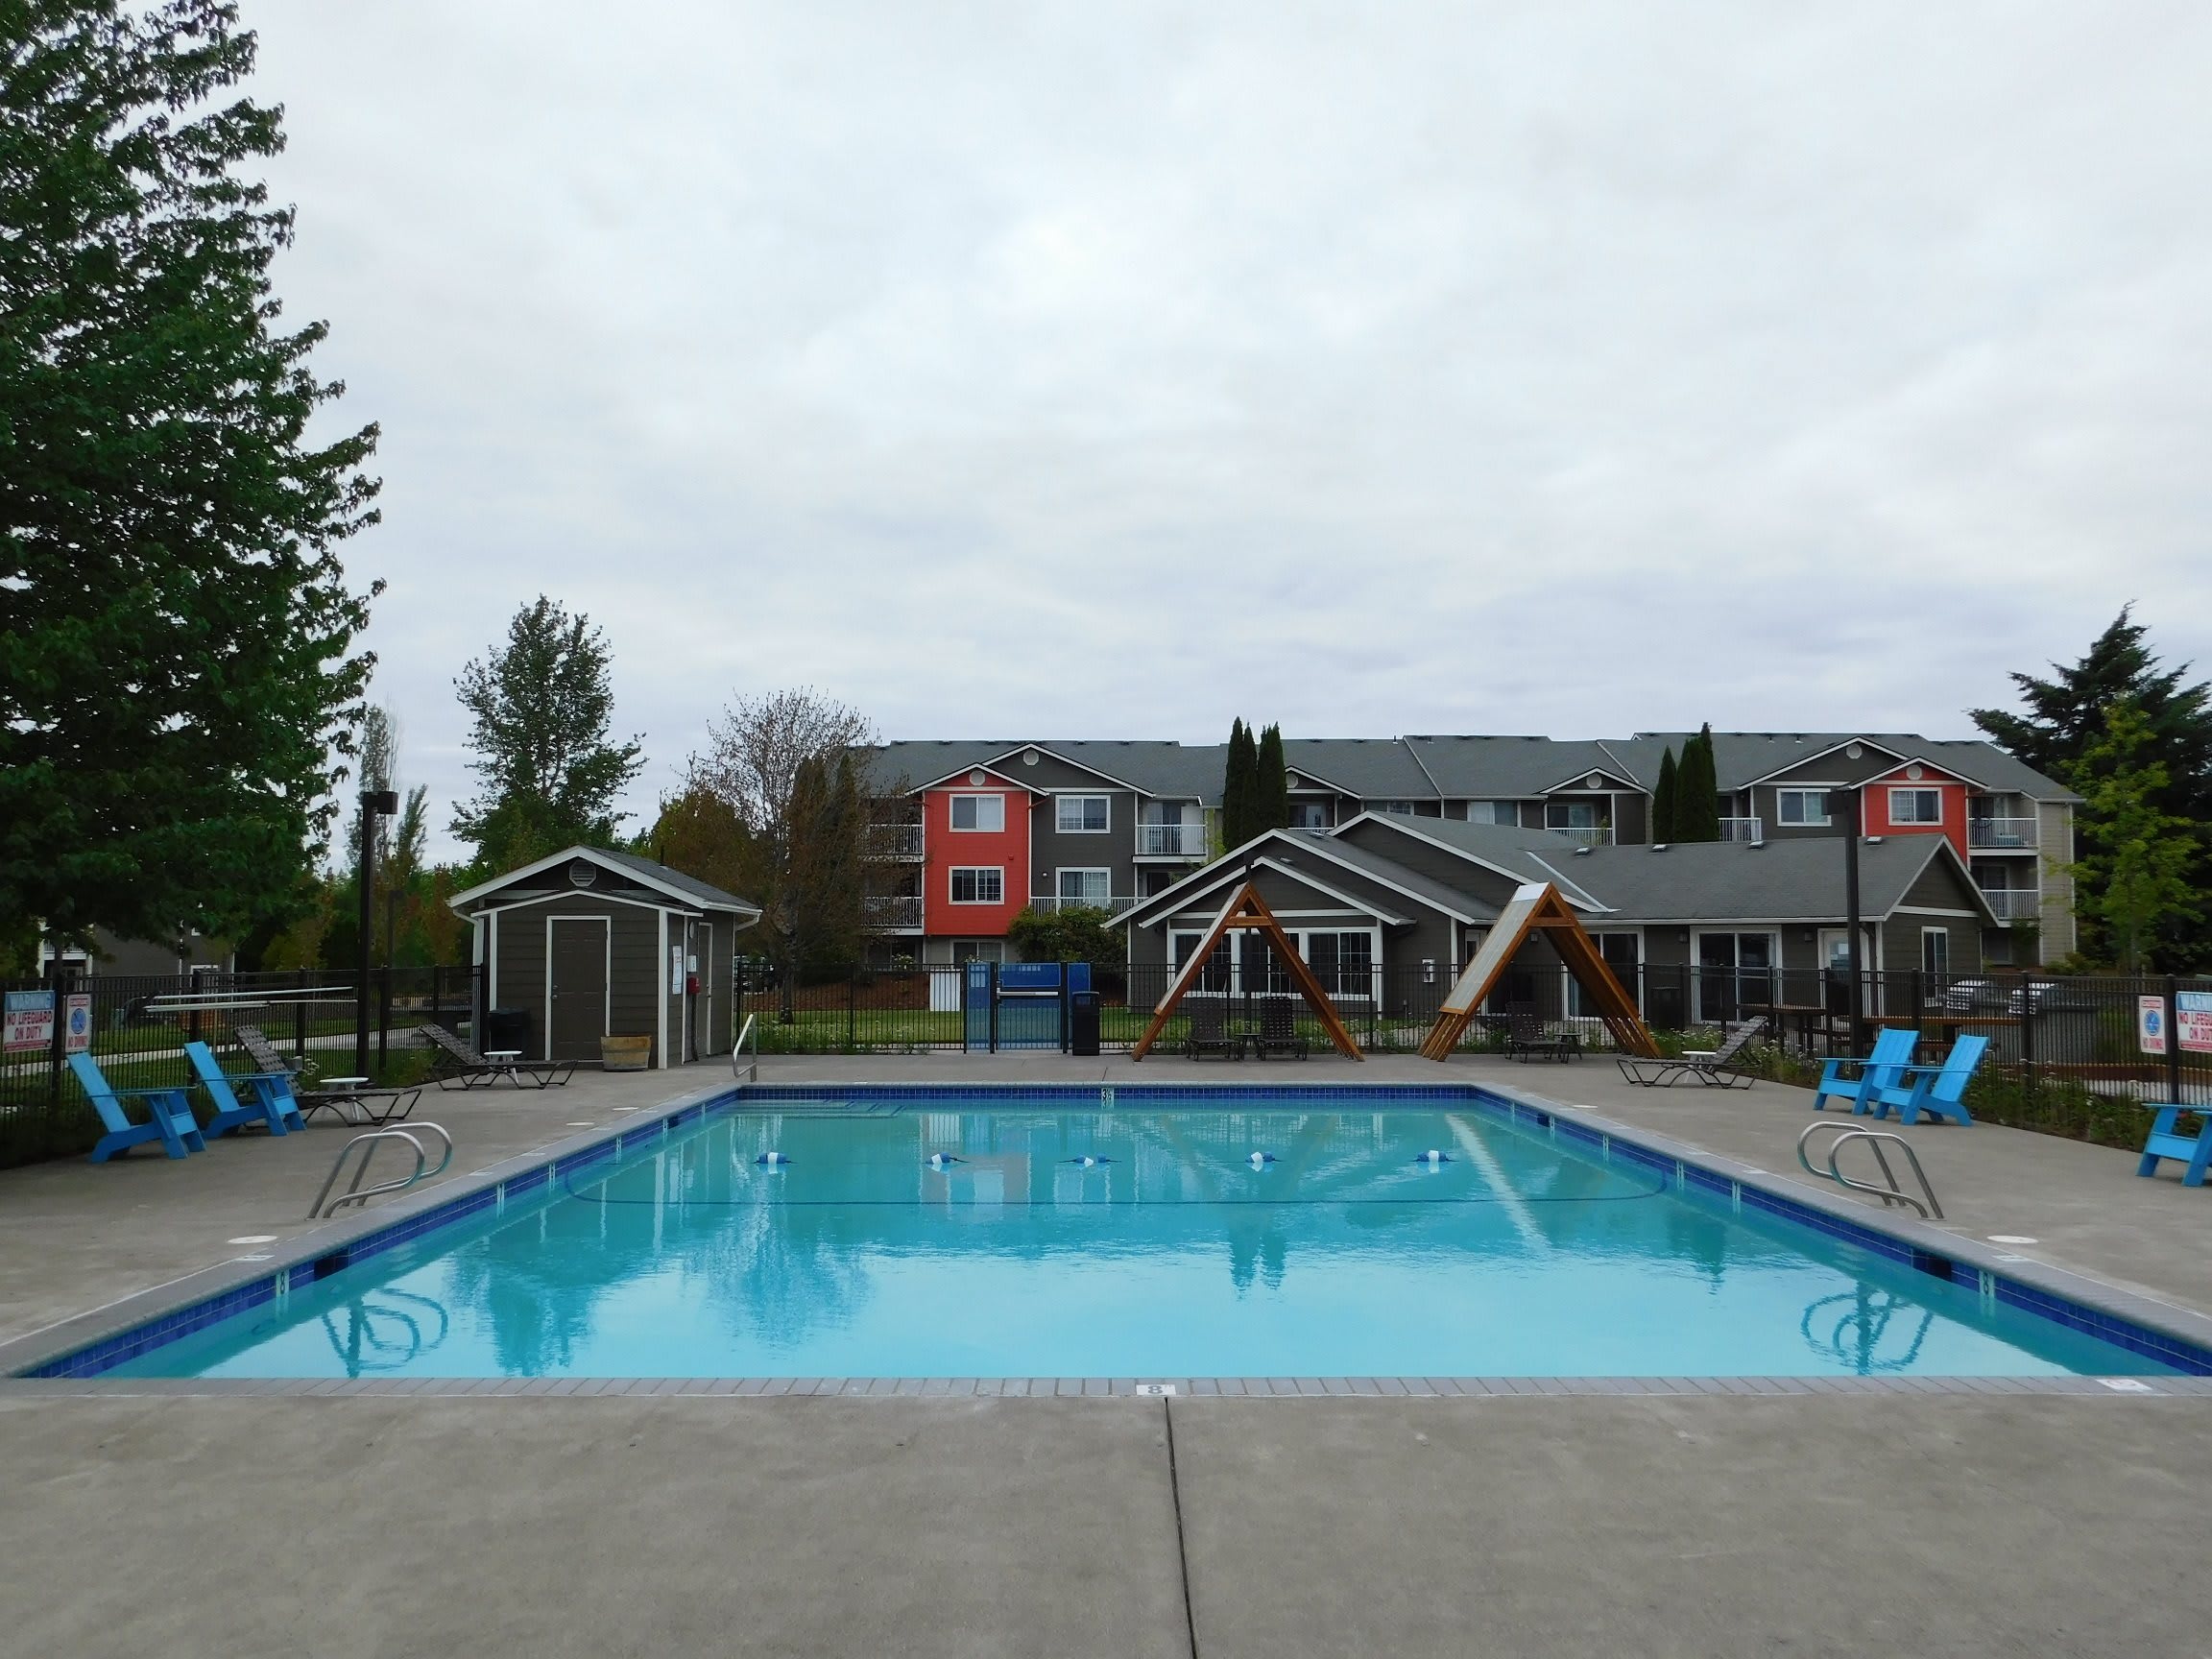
[450,596,644,872]
[1,0,382,951]
[2065,701,2200,974]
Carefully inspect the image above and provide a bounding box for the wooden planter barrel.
[600,1034,653,1071]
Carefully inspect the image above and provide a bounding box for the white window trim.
[1921,926,1951,976]
[948,792,1005,833]
[542,914,613,1066]
[1052,866,1113,902]
[949,865,1005,904]
[1888,786,1943,826]
[1054,793,1111,833]
[1775,787,1832,828]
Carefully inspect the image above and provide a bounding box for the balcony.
[1978,888,2041,922]
[864,895,924,930]
[1969,817,2038,852]
[866,823,924,860]
[1544,825,1612,849]
[1718,817,1765,843]
[1024,894,1140,918]
[1137,822,1205,857]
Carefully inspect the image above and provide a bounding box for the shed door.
[548,918,610,1063]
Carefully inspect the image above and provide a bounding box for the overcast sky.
[246,2,2212,859]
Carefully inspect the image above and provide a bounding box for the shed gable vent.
[567,859,598,889]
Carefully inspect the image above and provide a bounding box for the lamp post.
[356,788,398,1076]
[1841,787,1865,1052]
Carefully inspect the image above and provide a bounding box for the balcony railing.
[1969,817,2038,851]
[1544,825,1612,849]
[1137,823,1205,857]
[1978,888,2040,922]
[864,895,924,930]
[866,823,924,860]
[1718,817,1765,843]
[1025,894,1140,918]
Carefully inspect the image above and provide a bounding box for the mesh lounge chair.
[1251,997,1309,1061]
[1617,1017,1767,1089]
[232,1026,422,1124]
[1503,1009,1578,1064]
[70,1052,205,1162]
[184,1040,303,1137]
[1811,1027,1917,1114]
[418,1022,575,1089]
[1184,998,1243,1061]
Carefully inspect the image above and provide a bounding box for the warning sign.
[3,990,55,1053]
[2141,997,2168,1055]
[64,993,92,1054]
[2180,991,2212,1055]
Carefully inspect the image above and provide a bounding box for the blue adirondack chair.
[184,1041,303,1138]
[1811,1027,1917,1114]
[70,1052,205,1162]
[2137,1104,2212,1187]
[1866,1033,1987,1126]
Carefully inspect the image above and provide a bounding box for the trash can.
[1069,991,1101,1057]
[483,1007,530,1056]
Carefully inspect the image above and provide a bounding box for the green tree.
[646,782,752,901]
[450,597,645,871]
[1256,724,1289,833]
[0,0,381,951]
[690,688,876,1020]
[1220,718,1260,850]
[1651,746,1679,843]
[1007,902,1126,968]
[2066,701,2200,973]
[1673,726,1721,841]
[1974,609,2212,968]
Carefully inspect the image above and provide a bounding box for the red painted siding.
[1860,765,1968,859]
[923,777,1031,937]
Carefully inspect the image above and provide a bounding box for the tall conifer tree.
[1256,724,1290,832]
[1651,747,1679,842]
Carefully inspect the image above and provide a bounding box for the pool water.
[112,1100,2174,1380]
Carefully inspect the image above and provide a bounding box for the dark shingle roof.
[871,740,1226,803]
[592,848,762,914]
[1624,732,2077,801]
[1402,735,1647,796]
[1283,738,1438,801]
[1560,833,1987,923]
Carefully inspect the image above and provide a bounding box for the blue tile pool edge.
[9,1076,2212,1388]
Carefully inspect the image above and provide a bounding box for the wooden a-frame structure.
[1130,880,1364,1061]
[1419,881,1659,1061]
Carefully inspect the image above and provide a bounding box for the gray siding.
[1029,787,1138,905]
[490,893,671,1064]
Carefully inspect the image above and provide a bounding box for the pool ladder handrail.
[733,1013,758,1084]
[1796,1121,1944,1220]
[309,1122,453,1219]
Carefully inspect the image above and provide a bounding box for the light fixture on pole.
[356,788,398,1077]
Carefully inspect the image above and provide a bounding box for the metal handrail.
[733,1013,758,1084]
[308,1122,453,1218]
[1796,1121,1943,1219]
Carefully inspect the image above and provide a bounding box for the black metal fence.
[737,961,2212,1111]
[1,965,480,1168]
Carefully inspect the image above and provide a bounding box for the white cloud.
[247,1,2212,855]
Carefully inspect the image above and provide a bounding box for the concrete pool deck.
[6,1053,2211,1656]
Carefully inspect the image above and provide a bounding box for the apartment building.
[862,730,2079,966]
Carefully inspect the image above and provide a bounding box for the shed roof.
[448,846,762,918]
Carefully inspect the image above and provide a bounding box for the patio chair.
[418,1022,575,1089]
[2137,1102,2212,1188]
[1183,998,1242,1061]
[1251,997,1309,1061]
[183,1041,303,1138]
[1617,1016,1767,1089]
[1810,1027,1917,1114]
[233,1025,422,1125]
[1865,1033,1987,1127]
[1503,1009,1578,1064]
[69,1052,205,1162]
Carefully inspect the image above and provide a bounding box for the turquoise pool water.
[111,1097,2174,1380]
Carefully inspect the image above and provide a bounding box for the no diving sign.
[2140,993,2212,1056]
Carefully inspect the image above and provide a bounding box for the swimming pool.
[78,1086,2203,1382]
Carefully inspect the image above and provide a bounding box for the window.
[1889,788,1941,826]
[1055,869,1110,902]
[950,939,1003,966]
[1302,931,1374,996]
[1289,801,1330,830]
[950,867,1003,904]
[1571,933,1640,1018]
[1056,794,1109,833]
[1921,927,1950,978]
[1468,802,1518,826]
[1374,801,1416,816]
[1172,932,1232,993]
[1776,788,1830,827]
[949,793,1004,832]
[1546,801,1599,830]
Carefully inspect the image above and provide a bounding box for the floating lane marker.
[1415,1149,1452,1166]
[1070,1155,1112,1167]
[1248,1151,1276,1168]
[926,1153,961,1170]
[756,1151,791,1166]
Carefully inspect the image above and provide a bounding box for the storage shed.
[447,847,761,1069]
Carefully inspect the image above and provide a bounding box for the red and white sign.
[2140,996,2168,1055]
[2180,992,2212,1055]
[3,990,55,1053]
[64,993,92,1055]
